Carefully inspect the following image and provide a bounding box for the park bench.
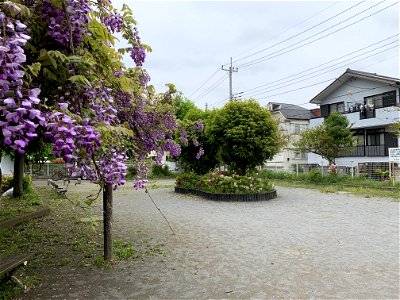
[47,179,67,195]
[0,254,32,290]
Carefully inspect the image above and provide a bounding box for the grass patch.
[0,187,43,223]
[272,180,400,200]
[0,184,171,299]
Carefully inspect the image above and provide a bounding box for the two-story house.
[267,102,317,170]
[308,69,400,178]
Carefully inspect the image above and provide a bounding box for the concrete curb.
[175,186,277,201]
[0,202,50,229]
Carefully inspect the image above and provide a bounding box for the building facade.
[267,102,316,170]
[308,69,400,178]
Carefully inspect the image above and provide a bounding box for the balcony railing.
[338,145,387,157]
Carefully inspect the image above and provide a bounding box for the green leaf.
[27,63,41,77]
[68,75,91,87]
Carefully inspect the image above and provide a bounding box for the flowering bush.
[176,171,274,194]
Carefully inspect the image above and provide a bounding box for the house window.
[291,123,308,134]
[364,90,396,109]
[329,102,345,113]
[320,102,345,117]
[366,128,385,146]
[294,151,307,160]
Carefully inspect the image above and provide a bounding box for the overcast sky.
[114,0,399,110]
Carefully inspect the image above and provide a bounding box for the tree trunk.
[13,152,25,197]
[0,153,2,188]
[103,183,113,261]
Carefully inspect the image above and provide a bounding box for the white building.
[308,69,400,178]
[267,102,318,170]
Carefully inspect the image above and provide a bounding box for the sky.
[114,0,399,110]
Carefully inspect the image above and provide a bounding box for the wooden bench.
[47,179,67,195]
[0,254,32,290]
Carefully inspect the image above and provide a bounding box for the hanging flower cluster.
[130,27,146,67]
[101,11,123,33]
[40,0,91,48]
[0,8,45,154]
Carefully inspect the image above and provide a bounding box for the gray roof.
[310,69,400,104]
[268,102,313,120]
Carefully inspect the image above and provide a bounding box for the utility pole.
[222,57,238,101]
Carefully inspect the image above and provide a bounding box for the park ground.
[5,180,400,299]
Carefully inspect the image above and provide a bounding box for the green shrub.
[307,169,323,183]
[126,165,137,179]
[0,175,32,194]
[150,165,172,177]
[176,171,273,194]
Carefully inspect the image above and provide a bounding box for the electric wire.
[187,67,221,99]
[193,73,228,103]
[240,42,398,99]
[229,1,340,63]
[231,0,366,65]
[237,1,396,69]
[237,34,398,94]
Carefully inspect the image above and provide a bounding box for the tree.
[174,93,203,121]
[207,99,283,175]
[177,108,218,175]
[294,112,355,164]
[0,0,182,260]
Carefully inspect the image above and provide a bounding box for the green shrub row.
[176,171,274,194]
[258,169,400,187]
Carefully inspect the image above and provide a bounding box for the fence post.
[296,164,299,176]
[46,163,50,177]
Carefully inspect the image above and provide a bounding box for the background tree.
[177,108,218,175]
[294,112,355,164]
[207,99,283,175]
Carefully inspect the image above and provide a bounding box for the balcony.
[338,145,387,157]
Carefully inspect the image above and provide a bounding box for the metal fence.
[263,162,399,181]
[26,163,69,179]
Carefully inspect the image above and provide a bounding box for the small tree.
[207,99,283,175]
[294,112,355,164]
[177,109,218,175]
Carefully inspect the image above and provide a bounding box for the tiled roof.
[268,102,313,120]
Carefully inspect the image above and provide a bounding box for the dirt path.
[22,182,399,299]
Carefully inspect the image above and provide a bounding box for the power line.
[193,73,228,103]
[228,1,340,64]
[240,41,398,99]
[254,82,396,104]
[252,78,336,101]
[231,0,366,65]
[237,1,396,69]
[187,67,221,99]
[237,34,398,95]
[214,39,398,107]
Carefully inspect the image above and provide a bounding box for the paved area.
[24,182,399,299]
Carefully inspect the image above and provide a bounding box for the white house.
[308,69,400,178]
[267,102,318,170]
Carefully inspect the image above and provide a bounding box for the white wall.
[0,156,14,175]
[321,78,399,107]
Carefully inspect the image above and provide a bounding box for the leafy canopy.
[207,99,283,175]
[294,112,356,164]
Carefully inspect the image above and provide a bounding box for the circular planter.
[175,186,277,202]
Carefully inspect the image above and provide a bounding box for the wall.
[0,156,14,175]
[319,78,399,107]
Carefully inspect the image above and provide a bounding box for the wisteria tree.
[0,0,186,260]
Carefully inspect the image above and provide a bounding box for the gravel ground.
[23,181,399,299]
